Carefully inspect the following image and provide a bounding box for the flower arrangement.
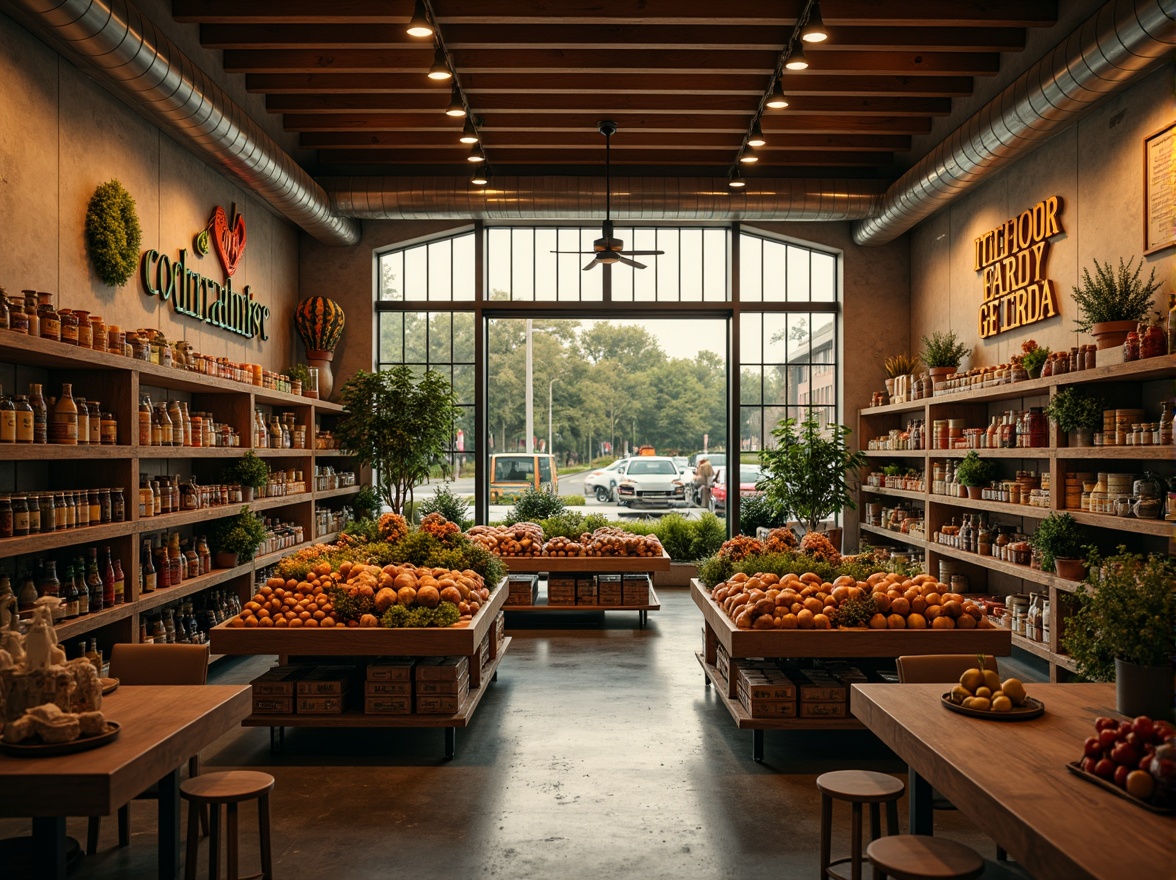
[1013,339,1050,377]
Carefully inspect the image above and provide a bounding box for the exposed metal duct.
[853,0,1176,246]
[10,0,360,246]
[323,176,887,222]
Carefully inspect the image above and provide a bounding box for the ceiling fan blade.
[621,250,665,256]
[616,256,647,269]
[552,250,597,254]
[582,258,600,271]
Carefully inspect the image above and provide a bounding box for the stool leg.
[185,799,200,880]
[209,803,221,880]
[819,794,832,879]
[259,793,273,880]
[86,816,100,856]
[885,800,898,836]
[850,802,862,880]
[117,804,130,847]
[227,803,239,880]
[869,804,880,842]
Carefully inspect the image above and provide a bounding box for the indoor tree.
[335,366,459,515]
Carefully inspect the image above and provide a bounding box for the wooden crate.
[622,574,651,606]
[489,611,505,659]
[597,573,623,605]
[416,675,469,696]
[297,694,347,714]
[251,696,294,715]
[296,667,356,696]
[415,679,469,714]
[250,665,310,697]
[366,658,415,682]
[799,701,847,718]
[364,695,411,715]
[364,681,411,696]
[414,656,469,682]
[506,574,539,606]
[576,577,598,606]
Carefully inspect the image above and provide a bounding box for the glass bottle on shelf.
[151,615,166,643]
[50,383,78,445]
[163,607,177,643]
[184,541,200,579]
[14,395,34,443]
[74,560,89,615]
[63,564,80,619]
[28,383,47,444]
[154,537,171,589]
[87,401,101,446]
[84,637,99,670]
[11,495,29,537]
[179,401,193,447]
[111,556,125,605]
[100,546,115,607]
[142,539,156,592]
[86,549,103,613]
[0,386,15,443]
[139,395,153,446]
[197,535,211,574]
[37,292,60,341]
[1160,401,1173,446]
[157,403,173,446]
[17,570,37,612]
[151,480,161,516]
[168,530,183,585]
[75,396,90,446]
[22,291,38,337]
[167,399,184,447]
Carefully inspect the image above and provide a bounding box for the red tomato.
[1094,758,1115,779]
[1111,742,1139,766]
[1098,728,1119,749]
[1131,716,1155,741]
[1083,736,1103,759]
[1095,716,1118,732]
[1081,756,1098,773]
[1113,764,1131,788]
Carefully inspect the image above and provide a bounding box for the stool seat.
[818,770,906,803]
[181,771,275,804]
[867,835,985,880]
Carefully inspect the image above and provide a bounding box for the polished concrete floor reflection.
[3,589,1008,879]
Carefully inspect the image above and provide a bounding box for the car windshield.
[740,467,762,483]
[627,460,677,476]
[672,457,688,469]
[494,457,534,481]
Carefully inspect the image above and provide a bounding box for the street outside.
[413,473,711,521]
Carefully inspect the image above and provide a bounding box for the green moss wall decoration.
[85,180,142,287]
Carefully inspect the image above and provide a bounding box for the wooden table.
[0,684,251,880]
[851,682,1174,880]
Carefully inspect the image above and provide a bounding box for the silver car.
[616,456,687,508]
[583,458,629,503]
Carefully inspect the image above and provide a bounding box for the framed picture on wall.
[1144,120,1176,254]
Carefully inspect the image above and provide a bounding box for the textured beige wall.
[910,65,1175,364]
[0,11,302,372]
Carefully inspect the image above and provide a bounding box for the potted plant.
[954,451,994,499]
[351,484,382,522]
[1017,339,1050,380]
[757,408,867,545]
[209,506,267,568]
[919,330,971,382]
[1045,387,1103,447]
[335,366,459,515]
[225,450,270,501]
[1071,256,1162,349]
[286,363,312,397]
[883,353,920,400]
[1060,548,1176,717]
[1030,513,1087,579]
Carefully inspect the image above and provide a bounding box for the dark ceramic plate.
[1065,762,1175,814]
[940,693,1044,720]
[100,677,119,696]
[0,722,120,757]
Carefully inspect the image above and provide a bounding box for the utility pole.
[548,377,558,455]
[525,318,533,453]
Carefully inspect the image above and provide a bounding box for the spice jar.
[37,292,60,341]
[89,315,105,352]
[59,309,79,345]
[111,487,125,522]
[1123,330,1140,361]
[11,495,29,537]
[101,412,118,445]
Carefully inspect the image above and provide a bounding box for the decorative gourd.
[294,296,346,354]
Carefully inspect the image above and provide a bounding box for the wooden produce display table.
[0,685,251,880]
[851,682,1171,880]
[501,553,668,627]
[209,585,509,759]
[691,580,1012,761]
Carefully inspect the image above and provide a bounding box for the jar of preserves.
[11,495,29,537]
[37,292,60,341]
[1026,407,1047,447]
[1123,330,1140,361]
[1141,321,1166,359]
[89,315,105,351]
[111,487,125,522]
[0,496,12,538]
[59,309,79,345]
[101,412,118,445]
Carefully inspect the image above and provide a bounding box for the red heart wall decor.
[210,205,247,277]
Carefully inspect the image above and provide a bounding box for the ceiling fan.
[552,121,664,270]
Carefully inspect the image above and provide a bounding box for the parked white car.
[583,458,629,503]
[616,456,687,508]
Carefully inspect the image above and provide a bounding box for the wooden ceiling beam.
[267,93,949,116]
[224,48,998,76]
[175,0,1056,27]
[314,147,895,166]
[299,131,911,151]
[246,72,974,97]
[201,23,419,49]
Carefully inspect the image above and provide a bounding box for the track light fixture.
[459,117,479,144]
[739,148,759,164]
[727,167,746,188]
[766,79,789,110]
[801,3,828,43]
[427,46,451,80]
[747,119,766,147]
[466,143,486,163]
[445,86,465,117]
[470,168,489,186]
[785,44,809,70]
[406,0,433,38]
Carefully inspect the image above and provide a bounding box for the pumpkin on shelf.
[293,296,347,400]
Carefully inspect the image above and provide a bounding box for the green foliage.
[919,329,972,368]
[225,450,270,491]
[415,482,472,529]
[652,514,695,561]
[758,409,867,534]
[1071,256,1162,332]
[1045,387,1103,433]
[1061,548,1176,680]
[536,511,597,539]
[697,554,735,589]
[85,180,141,287]
[341,517,380,544]
[954,451,994,488]
[327,584,373,623]
[505,487,566,524]
[1030,513,1086,573]
[285,364,312,386]
[883,354,921,379]
[881,464,901,477]
[351,486,382,522]
[737,493,786,536]
[689,512,727,560]
[210,507,267,562]
[380,600,461,628]
[335,367,459,515]
[604,512,726,562]
[836,594,879,627]
[1020,345,1049,375]
[386,530,443,566]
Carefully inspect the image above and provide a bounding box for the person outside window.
[695,456,714,509]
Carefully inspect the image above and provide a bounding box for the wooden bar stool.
[866,835,985,880]
[817,770,904,880]
[182,771,275,880]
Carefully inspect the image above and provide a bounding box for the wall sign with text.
[974,196,1064,339]
[138,205,270,341]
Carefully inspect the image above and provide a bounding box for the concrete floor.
[3,588,1012,879]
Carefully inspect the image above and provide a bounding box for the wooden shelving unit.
[500,554,669,627]
[858,354,1175,681]
[0,332,358,654]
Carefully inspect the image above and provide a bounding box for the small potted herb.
[1045,387,1103,447]
[286,363,312,397]
[883,353,921,399]
[1071,256,1162,349]
[954,451,993,500]
[1017,339,1050,380]
[209,507,268,567]
[225,450,270,501]
[920,330,972,382]
[1030,513,1087,579]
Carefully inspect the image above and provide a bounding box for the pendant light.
[427,46,451,80]
[470,168,488,186]
[459,117,479,144]
[766,80,789,110]
[445,87,465,117]
[747,119,766,147]
[406,0,433,38]
[739,147,759,164]
[467,143,486,163]
[801,4,828,43]
[727,167,746,188]
[785,44,809,71]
